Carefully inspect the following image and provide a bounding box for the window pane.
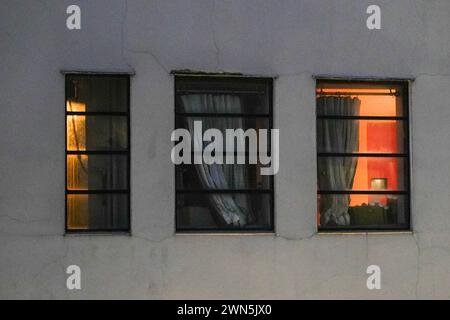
[66,115,127,151]
[177,193,272,230]
[318,157,407,191]
[316,83,405,117]
[66,75,128,112]
[67,155,128,190]
[176,163,271,190]
[317,194,408,229]
[317,119,406,153]
[67,194,129,230]
[176,79,270,114]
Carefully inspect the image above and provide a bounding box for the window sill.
[317,230,413,236]
[176,232,276,236]
[64,231,131,237]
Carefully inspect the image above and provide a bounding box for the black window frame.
[316,79,411,232]
[65,73,131,233]
[174,75,275,233]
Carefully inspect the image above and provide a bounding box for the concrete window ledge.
[317,231,413,236]
[64,232,132,237]
[175,232,276,236]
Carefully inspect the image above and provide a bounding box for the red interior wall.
[351,122,398,205]
[350,93,399,206]
[367,122,398,191]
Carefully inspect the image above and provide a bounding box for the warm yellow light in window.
[66,101,86,151]
[66,100,86,112]
[66,100,89,229]
[67,155,88,190]
[67,194,89,229]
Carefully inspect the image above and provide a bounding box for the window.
[316,80,410,231]
[65,74,130,232]
[175,76,274,232]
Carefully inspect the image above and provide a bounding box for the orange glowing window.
[65,74,130,232]
[316,80,410,230]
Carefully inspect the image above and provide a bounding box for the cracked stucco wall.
[1,0,450,299]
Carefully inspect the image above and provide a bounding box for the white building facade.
[1,0,450,299]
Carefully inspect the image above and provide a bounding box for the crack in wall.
[120,0,168,74]
[116,1,450,79]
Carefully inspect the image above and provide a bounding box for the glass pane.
[67,155,128,190]
[318,157,407,191]
[176,163,271,190]
[176,193,272,230]
[317,119,406,153]
[66,115,127,151]
[317,194,408,228]
[316,83,405,117]
[176,78,270,114]
[67,194,129,230]
[66,75,128,112]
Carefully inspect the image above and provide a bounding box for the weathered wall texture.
[1,0,450,299]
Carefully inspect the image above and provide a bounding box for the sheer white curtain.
[181,94,249,226]
[317,96,361,226]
